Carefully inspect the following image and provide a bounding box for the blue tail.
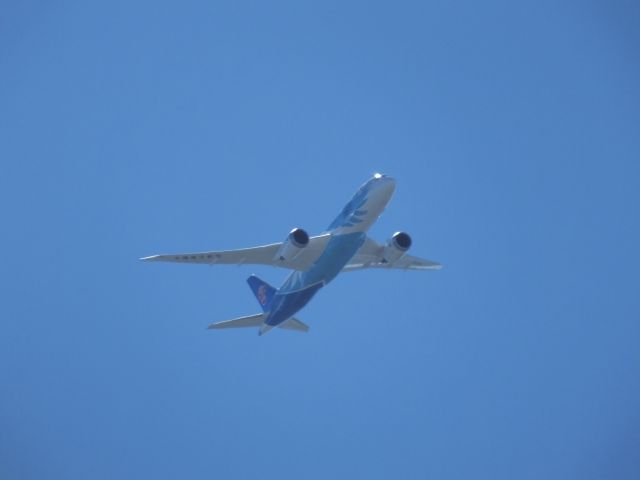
[247,275,277,312]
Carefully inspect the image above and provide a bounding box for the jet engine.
[382,231,412,263]
[274,228,310,261]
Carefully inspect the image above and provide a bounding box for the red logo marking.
[257,285,267,305]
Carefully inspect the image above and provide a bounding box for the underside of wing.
[140,243,281,266]
[343,236,442,271]
[140,233,331,271]
[343,254,442,271]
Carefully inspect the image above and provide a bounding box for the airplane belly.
[279,232,366,292]
[267,233,366,326]
[266,282,324,326]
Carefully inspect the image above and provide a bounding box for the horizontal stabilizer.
[279,317,310,333]
[208,313,266,330]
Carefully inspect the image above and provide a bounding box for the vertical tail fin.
[247,275,277,312]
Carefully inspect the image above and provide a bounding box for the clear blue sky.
[1,1,639,479]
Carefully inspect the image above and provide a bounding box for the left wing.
[140,233,331,271]
[343,236,442,272]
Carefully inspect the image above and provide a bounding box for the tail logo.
[257,285,268,305]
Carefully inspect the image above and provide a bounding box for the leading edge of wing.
[140,233,332,271]
[139,242,281,266]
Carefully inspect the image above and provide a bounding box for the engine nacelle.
[382,231,412,263]
[274,228,310,262]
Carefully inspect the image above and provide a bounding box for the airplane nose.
[373,172,393,180]
[373,176,396,199]
[366,173,396,198]
[377,174,396,190]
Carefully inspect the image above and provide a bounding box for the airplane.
[140,174,441,335]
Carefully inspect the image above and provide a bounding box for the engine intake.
[289,227,309,248]
[382,231,412,263]
[275,228,310,262]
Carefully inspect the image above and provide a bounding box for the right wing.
[140,233,331,271]
[343,254,442,271]
[343,236,442,272]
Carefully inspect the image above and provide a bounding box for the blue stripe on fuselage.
[280,232,366,292]
[265,232,366,327]
[265,282,323,326]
